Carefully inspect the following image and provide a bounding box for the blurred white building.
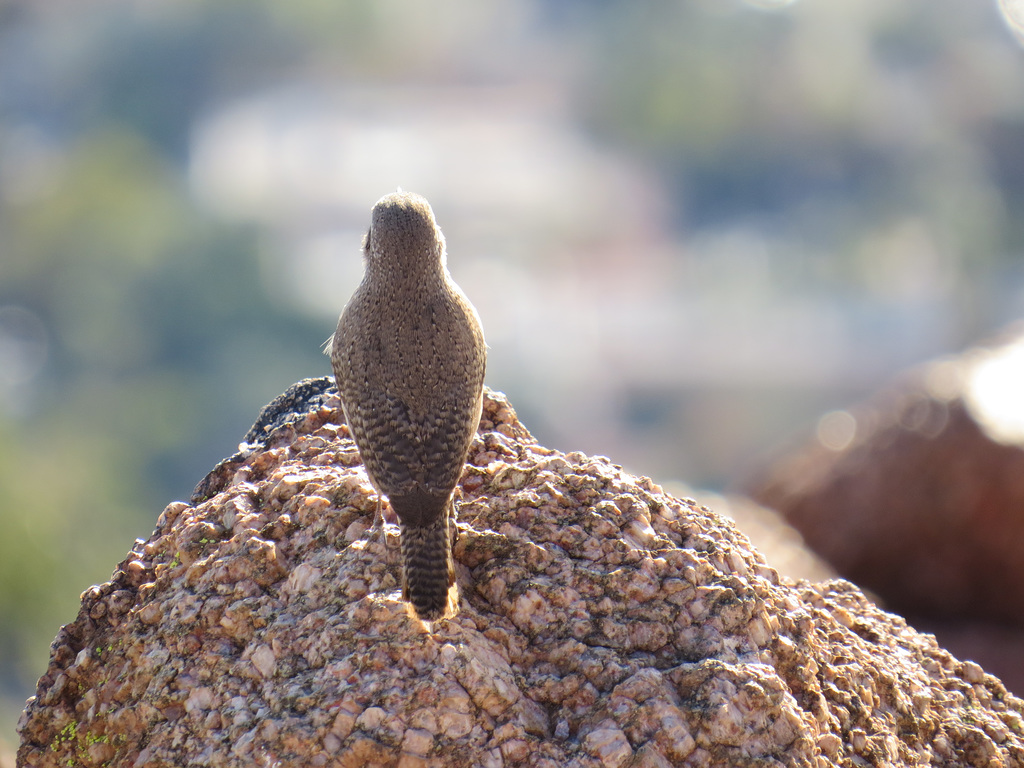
[187,82,967,485]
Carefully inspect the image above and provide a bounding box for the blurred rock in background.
[745,323,1024,693]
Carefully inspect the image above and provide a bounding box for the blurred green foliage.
[0,5,328,734]
[0,121,325,654]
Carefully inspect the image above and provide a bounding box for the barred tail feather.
[400,507,458,622]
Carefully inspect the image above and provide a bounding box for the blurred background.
[3,0,1024,750]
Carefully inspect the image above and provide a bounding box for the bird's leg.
[372,495,398,552]
[373,494,384,530]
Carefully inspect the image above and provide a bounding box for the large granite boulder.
[17,382,1024,767]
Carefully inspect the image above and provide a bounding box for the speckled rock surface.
[672,487,836,586]
[17,385,1024,767]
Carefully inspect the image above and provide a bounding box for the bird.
[331,191,486,622]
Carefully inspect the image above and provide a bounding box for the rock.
[744,326,1024,628]
[670,487,837,586]
[17,384,1024,767]
[915,620,1024,699]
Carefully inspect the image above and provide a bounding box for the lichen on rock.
[16,383,1024,767]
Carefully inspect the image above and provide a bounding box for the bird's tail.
[400,502,458,622]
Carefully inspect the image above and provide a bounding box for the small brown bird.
[331,191,486,622]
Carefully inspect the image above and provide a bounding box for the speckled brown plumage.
[331,191,486,622]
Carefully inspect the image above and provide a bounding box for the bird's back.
[332,276,485,504]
